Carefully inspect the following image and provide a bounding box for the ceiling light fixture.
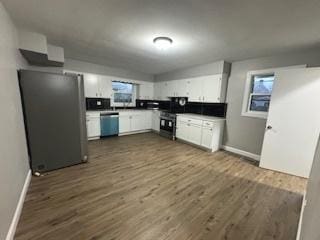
[153,37,173,50]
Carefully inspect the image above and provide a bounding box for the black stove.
[159,111,176,140]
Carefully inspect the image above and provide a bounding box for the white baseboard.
[119,129,151,136]
[296,192,307,240]
[221,145,260,161]
[6,170,31,240]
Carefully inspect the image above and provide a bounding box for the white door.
[119,115,131,133]
[202,75,221,102]
[86,117,100,138]
[201,127,213,149]
[83,74,99,97]
[99,76,112,98]
[186,78,202,102]
[260,68,320,178]
[187,124,202,145]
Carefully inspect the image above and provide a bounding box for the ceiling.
[3,0,320,74]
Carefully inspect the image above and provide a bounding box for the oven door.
[160,117,175,139]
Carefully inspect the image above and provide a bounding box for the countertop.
[86,110,225,122]
[176,113,225,122]
[86,109,158,116]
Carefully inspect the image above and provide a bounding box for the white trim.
[241,65,307,119]
[221,145,261,161]
[296,192,307,240]
[6,170,31,240]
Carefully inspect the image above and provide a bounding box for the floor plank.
[15,132,307,240]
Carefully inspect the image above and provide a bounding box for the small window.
[242,69,277,119]
[112,81,133,103]
[248,74,274,112]
[242,66,306,119]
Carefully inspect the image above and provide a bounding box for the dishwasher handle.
[100,112,119,117]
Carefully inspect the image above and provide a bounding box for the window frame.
[111,81,136,107]
[241,65,306,119]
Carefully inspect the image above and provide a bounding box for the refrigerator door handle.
[77,74,88,162]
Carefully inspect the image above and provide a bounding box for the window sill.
[241,111,268,119]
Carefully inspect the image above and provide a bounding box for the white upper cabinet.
[186,77,203,102]
[83,74,100,98]
[154,82,163,100]
[148,74,228,102]
[138,83,154,100]
[173,79,187,97]
[162,81,174,98]
[201,75,221,102]
[186,74,228,103]
[83,73,112,98]
[99,75,112,98]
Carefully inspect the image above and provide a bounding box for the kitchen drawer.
[178,116,202,126]
[178,116,189,123]
[187,118,202,126]
[202,121,214,128]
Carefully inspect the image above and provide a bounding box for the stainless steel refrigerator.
[19,70,88,173]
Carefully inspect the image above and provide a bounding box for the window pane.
[252,75,274,94]
[114,93,132,103]
[112,81,133,103]
[249,95,271,112]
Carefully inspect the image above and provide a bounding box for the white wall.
[0,2,30,239]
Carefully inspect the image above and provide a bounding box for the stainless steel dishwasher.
[100,112,119,137]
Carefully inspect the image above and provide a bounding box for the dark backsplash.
[136,99,227,118]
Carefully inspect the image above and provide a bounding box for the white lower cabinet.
[119,111,153,134]
[176,114,225,152]
[144,111,152,130]
[131,114,145,132]
[86,113,101,140]
[119,115,131,133]
[152,110,160,132]
[201,127,214,149]
[188,124,202,145]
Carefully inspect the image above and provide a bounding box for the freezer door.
[19,70,88,172]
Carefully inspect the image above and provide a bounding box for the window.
[241,65,306,119]
[242,69,276,119]
[112,81,134,103]
[248,74,274,112]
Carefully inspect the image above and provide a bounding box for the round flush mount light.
[153,37,173,50]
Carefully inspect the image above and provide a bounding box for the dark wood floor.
[15,132,306,240]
